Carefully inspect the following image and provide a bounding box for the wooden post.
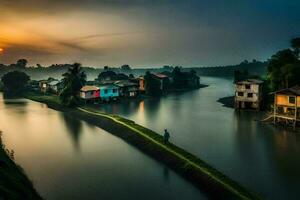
[294,95,297,131]
[273,93,277,124]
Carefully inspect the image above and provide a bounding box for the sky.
[0,0,300,68]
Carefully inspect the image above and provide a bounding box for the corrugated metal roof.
[275,86,300,96]
[155,73,168,79]
[80,85,100,92]
[236,79,264,85]
[98,84,118,89]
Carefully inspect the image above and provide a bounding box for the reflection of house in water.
[235,79,263,110]
[273,86,300,130]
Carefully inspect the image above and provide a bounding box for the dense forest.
[0,59,267,81]
[191,60,267,77]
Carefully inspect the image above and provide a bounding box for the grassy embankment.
[0,132,42,199]
[25,92,263,200]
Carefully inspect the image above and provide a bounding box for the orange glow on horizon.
[0,48,3,53]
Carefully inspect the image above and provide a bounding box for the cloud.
[1,0,300,67]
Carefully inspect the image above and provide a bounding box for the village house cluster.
[234,79,300,129]
[35,71,182,103]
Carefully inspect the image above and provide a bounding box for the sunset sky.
[0,0,300,68]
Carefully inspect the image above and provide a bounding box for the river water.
[0,95,206,199]
[1,76,300,199]
[97,76,300,200]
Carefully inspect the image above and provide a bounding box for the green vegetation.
[143,67,200,96]
[267,37,300,91]
[171,67,200,89]
[195,60,267,77]
[25,92,262,200]
[59,63,86,107]
[144,71,163,96]
[1,71,30,96]
[0,132,42,199]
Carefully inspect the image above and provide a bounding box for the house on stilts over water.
[273,86,300,130]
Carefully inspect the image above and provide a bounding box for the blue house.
[99,84,119,101]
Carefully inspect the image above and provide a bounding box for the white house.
[235,79,264,110]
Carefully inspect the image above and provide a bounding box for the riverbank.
[25,93,262,200]
[0,131,42,199]
[217,96,235,108]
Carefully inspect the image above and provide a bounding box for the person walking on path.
[163,129,170,144]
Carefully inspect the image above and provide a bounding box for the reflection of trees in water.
[266,127,300,179]
[2,96,29,116]
[143,98,160,119]
[61,113,83,151]
[234,111,300,180]
[163,165,170,182]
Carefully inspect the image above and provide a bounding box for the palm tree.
[60,63,86,106]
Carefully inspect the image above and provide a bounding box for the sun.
[0,48,4,53]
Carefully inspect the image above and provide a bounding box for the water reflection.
[60,113,83,151]
[97,76,300,199]
[0,93,206,200]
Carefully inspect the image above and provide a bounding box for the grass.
[25,92,262,199]
[0,132,42,199]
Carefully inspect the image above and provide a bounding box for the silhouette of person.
[163,129,170,144]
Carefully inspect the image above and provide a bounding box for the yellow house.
[273,86,300,129]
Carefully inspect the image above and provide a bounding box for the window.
[104,89,108,94]
[247,93,253,98]
[238,92,244,97]
[113,89,117,93]
[289,96,296,104]
[245,84,251,89]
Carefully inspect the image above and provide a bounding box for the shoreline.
[0,132,42,199]
[217,96,235,108]
[25,93,262,200]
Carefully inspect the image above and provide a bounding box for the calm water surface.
[0,94,206,199]
[97,76,300,200]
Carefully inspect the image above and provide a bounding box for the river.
[0,95,206,199]
[97,76,300,200]
[1,76,300,199]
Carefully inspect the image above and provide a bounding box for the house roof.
[99,84,118,90]
[275,85,300,96]
[236,79,264,85]
[81,85,99,92]
[48,80,60,86]
[155,74,168,79]
[114,80,138,87]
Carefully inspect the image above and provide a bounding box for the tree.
[1,71,30,96]
[129,74,135,79]
[97,71,117,81]
[59,63,86,106]
[172,67,187,88]
[104,66,109,71]
[144,71,162,96]
[121,64,131,71]
[281,63,300,88]
[267,49,298,90]
[291,37,300,58]
[36,64,43,68]
[16,59,28,68]
[234,69,249,83]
